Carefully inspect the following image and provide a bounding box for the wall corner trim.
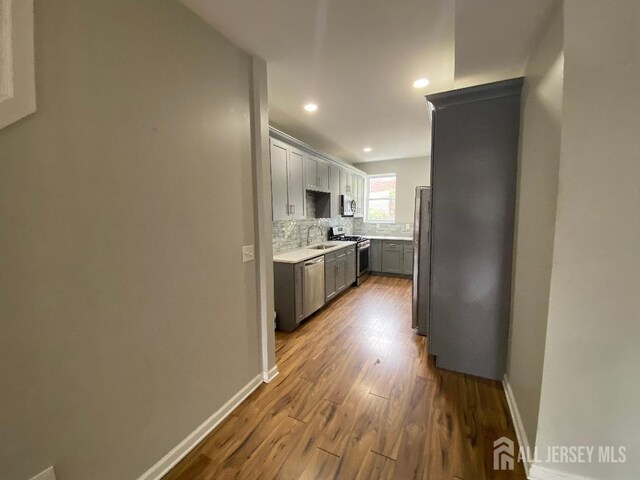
[528,465,598,480]
[0,0,37,130]
[502,375,532,475]
[137,374,263,480]
[262,365,279,383]
[30,466,56,480]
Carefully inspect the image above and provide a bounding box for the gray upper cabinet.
[354,175,365,217]
[270,130,367,222]
[305,154,330,193]
[339,169,353,196]
[329,165,341,217]
[288,148,305,219]
[318,162,329,191]
[270,138,305,221]
[381,241,403,274]
[270,139,290,221]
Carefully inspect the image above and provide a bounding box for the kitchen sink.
[310,245,334,250]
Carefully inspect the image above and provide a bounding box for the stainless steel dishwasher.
[303,256,325,317]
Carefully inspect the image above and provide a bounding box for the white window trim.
[365,173,396,224]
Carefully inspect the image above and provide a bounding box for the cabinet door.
[357,176,365,216]
[346,246,356,285]
[370,240,382,272]
[317,162,329,192]
[382,241,403,273]
[288,147,306,219]
[352,177,359,215]
[329,165,341,217]
[402,242,414,275]
[270,139,290,221]
[325,253,337,301]
[346,172,353,194]
[305,156,318,190]
[336,251,347,292]
[339,168,348,195]
[294,262,305,323]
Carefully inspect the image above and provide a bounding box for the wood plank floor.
[164,276,526,480]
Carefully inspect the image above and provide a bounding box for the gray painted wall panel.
[428,79,522,380]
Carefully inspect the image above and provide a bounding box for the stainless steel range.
[329,227,370,285]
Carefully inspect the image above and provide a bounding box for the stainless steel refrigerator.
[412,186,431,336]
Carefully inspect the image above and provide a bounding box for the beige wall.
[533,1,640,478]
[354,156,430,223]
[0,1,262,479]
[506,4,563,451]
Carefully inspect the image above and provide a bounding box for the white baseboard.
[502,375,532,475]
[138,374,263,480]
[529,464,597,480]
[262,365,279,383]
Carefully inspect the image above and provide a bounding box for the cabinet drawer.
[324,251,336,262]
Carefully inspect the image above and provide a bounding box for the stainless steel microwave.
[340,194,356,217]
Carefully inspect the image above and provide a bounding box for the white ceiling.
[181,0,558,163]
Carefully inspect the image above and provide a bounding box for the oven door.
[357,244,370,280]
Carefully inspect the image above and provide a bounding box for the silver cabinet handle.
[291,204,295,214]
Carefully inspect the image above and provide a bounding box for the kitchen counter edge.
[273,241,358,264]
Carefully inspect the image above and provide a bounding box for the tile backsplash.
[272,195,414,254]
[272,192,353,253]
[352,218,413,237]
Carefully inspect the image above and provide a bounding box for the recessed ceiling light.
[363,147,372,153]
[413,78,430,89]
[304,103,318,112]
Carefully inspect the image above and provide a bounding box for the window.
[366,174,396,222]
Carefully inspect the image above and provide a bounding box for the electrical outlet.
[242,245,255,263]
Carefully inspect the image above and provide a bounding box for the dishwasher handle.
[305,257,325,266]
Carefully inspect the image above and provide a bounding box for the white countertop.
[273,241,357,264]
[364,235,413,241]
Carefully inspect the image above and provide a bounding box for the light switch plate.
[242,245,255,263]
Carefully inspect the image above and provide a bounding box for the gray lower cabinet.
[346,245,356,285]
[274,261,307,332]
[335,250,347,292]
[370,239,382,272]
[381,241,403,274]
[370,239,413,276]
[325,252,337,301]
[294,262,304,322]
[402,243,414,275]
[276,245,358,332]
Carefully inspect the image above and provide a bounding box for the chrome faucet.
[307,225,324,246]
